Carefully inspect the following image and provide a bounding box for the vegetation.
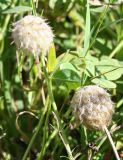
[0,0,123,159]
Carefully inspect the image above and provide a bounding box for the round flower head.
[71,85,114,130]
[12,15,54,57]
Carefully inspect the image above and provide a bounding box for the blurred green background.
[0,0,123,159]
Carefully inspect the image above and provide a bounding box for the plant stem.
[37,101,51,160]
[22,115,42,160]
[40,55,74,160]
[104,126,120,160]
[30,0,37,15]
[109,40,123,58]
[38,129,58,159]
[22,96,49,160]
[22,54,74,160]
[84,127,88,145]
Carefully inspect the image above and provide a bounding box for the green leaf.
[92,78,116,88]
[90,6,106,13]
[49,0,58,9]
[2,6,32,14]
[56,51,80,66]
[53,69,81,83]
[86,60,95,76]
[100,18,123,32]
[60,62,79,73]
[65,82,80,90]
[47,44,57,72]
[96,57,123,80]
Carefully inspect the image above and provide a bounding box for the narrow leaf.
[47,43,57,72]
[83,0,90,56]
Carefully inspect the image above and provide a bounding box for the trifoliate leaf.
[92,78,116,88]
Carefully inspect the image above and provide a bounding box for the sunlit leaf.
[92,78,116,88]
[47,44,57,72]
[96,57,123,80]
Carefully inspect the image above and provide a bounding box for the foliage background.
[0,0,123,159]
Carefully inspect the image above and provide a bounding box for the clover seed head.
[12,15,54,57]
[71,85,114,130]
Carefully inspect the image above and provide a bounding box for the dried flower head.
[12,15,54,57]
[71,85,114,130]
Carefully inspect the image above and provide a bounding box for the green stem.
[22,96,49,160]
[37,101,51,160]
[40,55,74,160]
[96,136,107,151]
[22,116,42,160]
[30,0,37,15]
[109,40,123,58]
[84,127,88,145]
[22,54,74,160]
[38,129,58,159]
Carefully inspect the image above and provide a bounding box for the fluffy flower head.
[12,15,54,56]
[71,85,114,130]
